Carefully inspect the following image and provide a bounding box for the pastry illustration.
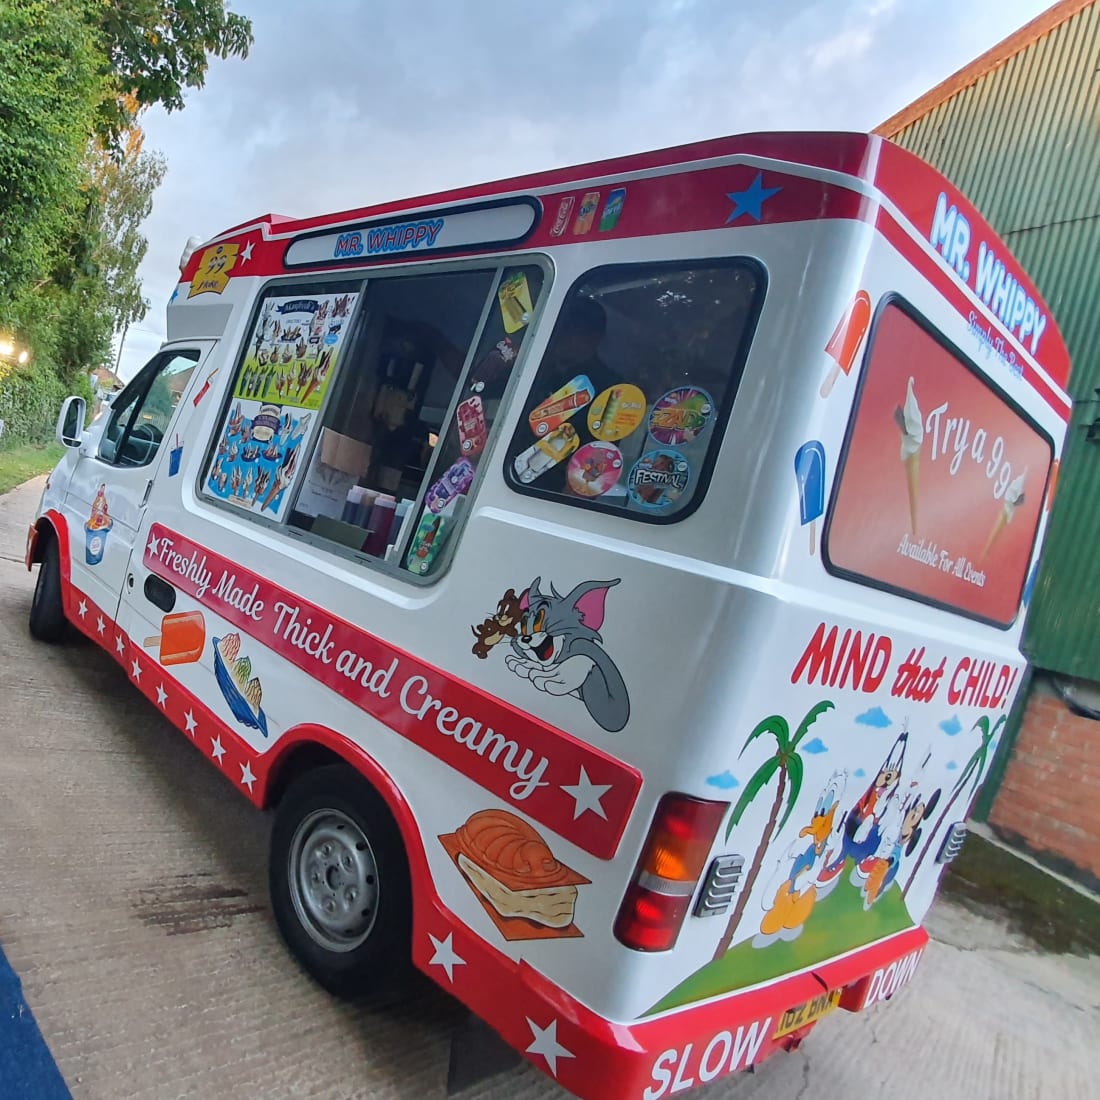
[440,810,589,940]
[894,376,923,535]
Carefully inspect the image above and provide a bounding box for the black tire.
[29,534,68,643]
[269,764,412,998]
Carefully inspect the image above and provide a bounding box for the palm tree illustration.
[903,713,1006,894]
[713,701,834,960]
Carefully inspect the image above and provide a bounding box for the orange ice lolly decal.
[820,290,872,398]
[144,611,207,665]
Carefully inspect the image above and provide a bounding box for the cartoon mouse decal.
[472,577,630,732]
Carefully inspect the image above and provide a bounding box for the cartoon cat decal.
[471,577,630,733]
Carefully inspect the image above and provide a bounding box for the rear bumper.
[415,902,929,1100]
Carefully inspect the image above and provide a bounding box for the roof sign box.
[284,198,540,268]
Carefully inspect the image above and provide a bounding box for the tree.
[94,0,253,144]
[0,0,105,310]
[902,714,1006,894]
[713,701,835,959]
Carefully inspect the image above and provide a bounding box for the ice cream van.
[25,132,1069,1099]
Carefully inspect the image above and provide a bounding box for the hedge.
[0,361,91,450]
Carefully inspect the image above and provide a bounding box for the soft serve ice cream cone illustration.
[893,377,924,535]
[981,468,1027,562]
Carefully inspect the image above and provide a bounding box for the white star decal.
[155,684,167,707]
[525,1018,574,1078]
[146,534,160,558]
[239,760,256,792]
[427,933,466,983]
[184,710,197,736]
[211,735,226,763]
[130,658,142,681]
[240,239,254,264]
[77,599,88,619]
[96,615,106,635]
[560,766,611,821]
[115,634,126,655]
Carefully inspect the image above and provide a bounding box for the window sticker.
[233,291,359,413]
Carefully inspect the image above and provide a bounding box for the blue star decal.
[169,286,180,304]
[726,172,782,224]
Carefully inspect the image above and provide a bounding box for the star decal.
[427,933,465,983]
[239,760,256,792]
[115,634,126,655]
[184,710,197,736]
[155,684,168,708]
[146,534,160,558]
[211,735,226,763]
[726,172,782,224]
[169,286,180,304]
[96,616,106,635]
[130,658,142,681]
[240,239,254,264]
[525,1018,574,1078]
[560,766,611,821]
[77,599,88,619]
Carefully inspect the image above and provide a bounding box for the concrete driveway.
[0,475,1097,1100]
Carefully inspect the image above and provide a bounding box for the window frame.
[196,254,554,585]
[501,256,768,525]
[98,347,202,469]
[821,292,1056,630]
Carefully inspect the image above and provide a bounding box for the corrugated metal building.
[876,0,1100,886]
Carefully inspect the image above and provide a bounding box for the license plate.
[773,988,842,1038]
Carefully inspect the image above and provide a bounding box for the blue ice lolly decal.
[794,440,827,556]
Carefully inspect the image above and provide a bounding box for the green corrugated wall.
[888,1,1100,678]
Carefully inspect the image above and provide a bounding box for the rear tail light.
[614,793,728,952]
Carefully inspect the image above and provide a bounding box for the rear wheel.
[29,534,67,643]
[269,764,412,998]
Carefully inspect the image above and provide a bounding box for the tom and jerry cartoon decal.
[472,577,630,733]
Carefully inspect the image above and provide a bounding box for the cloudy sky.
[117,0,1053,379]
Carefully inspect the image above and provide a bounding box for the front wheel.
[269,764,412,998]
[29,534,67,643]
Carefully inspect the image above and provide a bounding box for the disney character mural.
[472,577,630,732]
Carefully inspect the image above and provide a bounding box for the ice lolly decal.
[794,441,826,555]
[894,377,924,535]
[820,290,872,399]
[144,611,207,666]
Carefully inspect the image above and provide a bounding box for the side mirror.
[56,395,87,448]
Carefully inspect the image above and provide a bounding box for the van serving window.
[202,265,545,578]
[824,299,1054,627]
[503,260,763,522]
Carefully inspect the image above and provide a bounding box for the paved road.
[1,476,1097,1100]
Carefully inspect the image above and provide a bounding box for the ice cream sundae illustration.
[981,468,1027,563]
[894,377,924,535]
[85,484,114,565]
[212,632,267,736]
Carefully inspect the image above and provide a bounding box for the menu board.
[826,303,1053,626]
[205,287,359,520]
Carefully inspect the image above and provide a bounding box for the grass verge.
[0,443,64,497]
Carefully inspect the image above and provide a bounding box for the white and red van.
[26,132,1069,1100]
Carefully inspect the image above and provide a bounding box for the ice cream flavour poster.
[826,303,1052,625]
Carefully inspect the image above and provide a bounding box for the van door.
[62,343,214,626]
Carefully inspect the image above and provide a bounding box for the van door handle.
[141,479,153,507]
